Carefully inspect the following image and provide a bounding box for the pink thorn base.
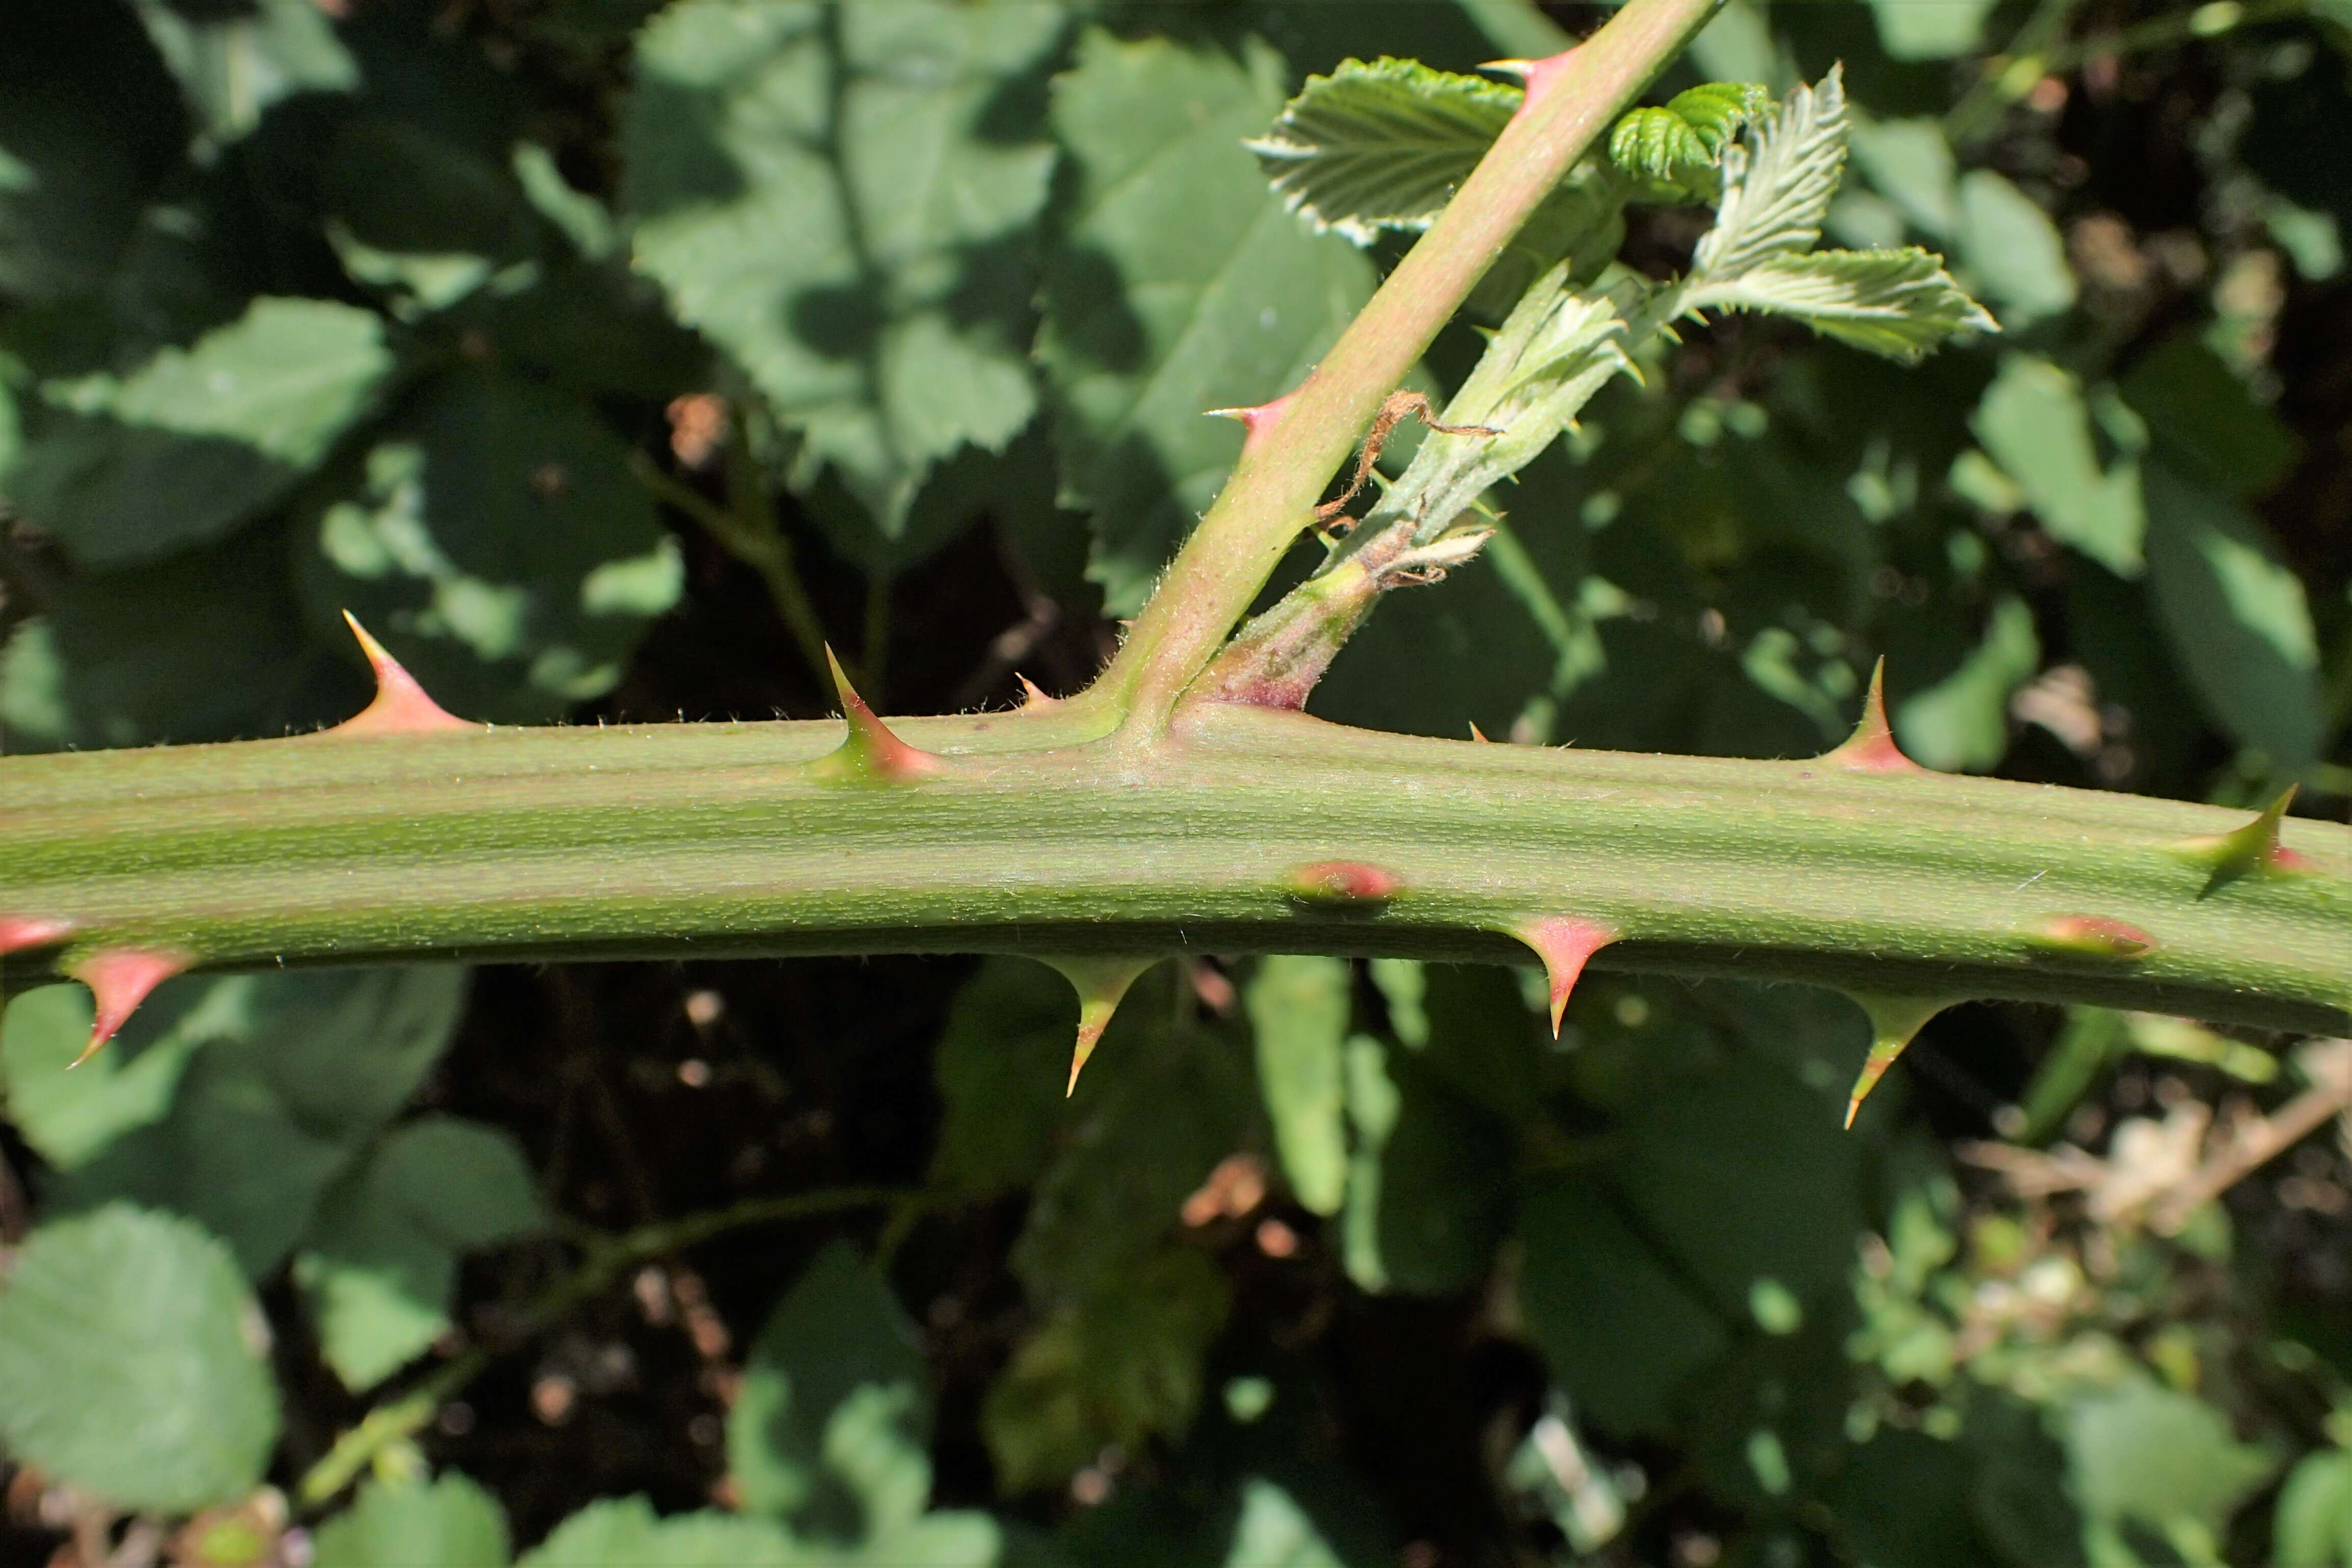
[825,647,939,780]
[332,611,472,737]
[1823,662,1922,774]
[0,916,76,956]
[1205,391,1296,457]
[63,947,190,1068]
[1516,916,1619,1036]
[1484,47,1582,106]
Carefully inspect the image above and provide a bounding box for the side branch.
[1086,0,1728,733]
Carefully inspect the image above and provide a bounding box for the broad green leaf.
[1893,594,2040,771]
[0,1204,278,1513]
[1846,116,1958,240]
[1011,971,1257,1295]
[2274,1448,2352,1568]
[130,0,358,150]
[322,116,542,313]
[517,1497,795,1567]
[296,1117,546,1391]
[0,524,352,751]
[983,1245,1229,1494]
[1864,0,1998,61]
[1969,354,2144,576]
[42,967,468,1277]
[1224,1479,1348,1568]
[2118,330,2300,499]
[1516,1172,1728,1435]
[1248,57,1518,242]
[2063,1383,2273,1539]
[730,1241,927,1532]
[1038,29,1378,615]
[292,368,682,725]
[0,7,186,302]
[2142,459,2321,768]
[1,982,206,1168]
[314,1475,512,1568]
[6,297,395,566]
[929,958,1081,1199]
[1692,67,1848,281]
[1955,170,2076,329]
[1686,247,1994,362]
[622,0,1064,532]
[1245,956,1351,1216]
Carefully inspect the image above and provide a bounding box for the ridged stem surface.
[7,707,2345,1034]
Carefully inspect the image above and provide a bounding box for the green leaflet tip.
[2178,786,2314,888]
[1841,992,1955,1129]
[63,946,190,1068]
[327,610,474,737]
[1040,955,1160,1096]
[813,646,940,783]
[1513,917,1619,1037]
[1821,658,1922,774]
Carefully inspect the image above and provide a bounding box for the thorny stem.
[293,1185,917,1510]
[1085,0,1728,734]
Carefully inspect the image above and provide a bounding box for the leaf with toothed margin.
[1689,67,1849,283]
[1608,82,1774,198]
[6,297,396,568]
[311,1474,511,1568]
[621,0,1064,535]
[292,368,682,727]
[9,968,468,1278]
[1039,28,1378,616]
[1247,57,1520,243]
[0,524,359,752]
[0,1205,279,1513]
[1681,247,1994,364]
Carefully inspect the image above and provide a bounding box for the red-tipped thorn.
[1282,861,1402,908]
[2027,915,2157,959]
[62,947,190,1068]
[812,646,939,783]
[1042,956,1160,1096]
[329,611,474,737]
[1467,722,1491,743]
[1480,47,1581,104]
[1016,674,1057,710]
[0,916,76,956]
[1821,659,1922,774]
[1513,917,1618,1037]
[1205,392,1295,456]
[1841,992,1955,1130]
[2179,786,2314,886]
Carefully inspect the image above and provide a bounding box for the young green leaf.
[1248,57,1521,242]
[1245,955,1351,1216]
[1607,81,1773,194]
[1968,354,2145,575]
[1692,66,1850,282]
[1684,247,1996,363]
[313,1474,512,1568]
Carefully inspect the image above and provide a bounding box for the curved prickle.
[1842,992,1956,1129]
[1513,917,1619,1037]
[810,647,942,784]
[325,611,476,737]
[1820,660,1922,774]
[1042,955,1162,1095]
[2180,786,2316,889]
[62,947,190,1068]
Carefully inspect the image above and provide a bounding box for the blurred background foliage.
[0,1,2349,1564]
